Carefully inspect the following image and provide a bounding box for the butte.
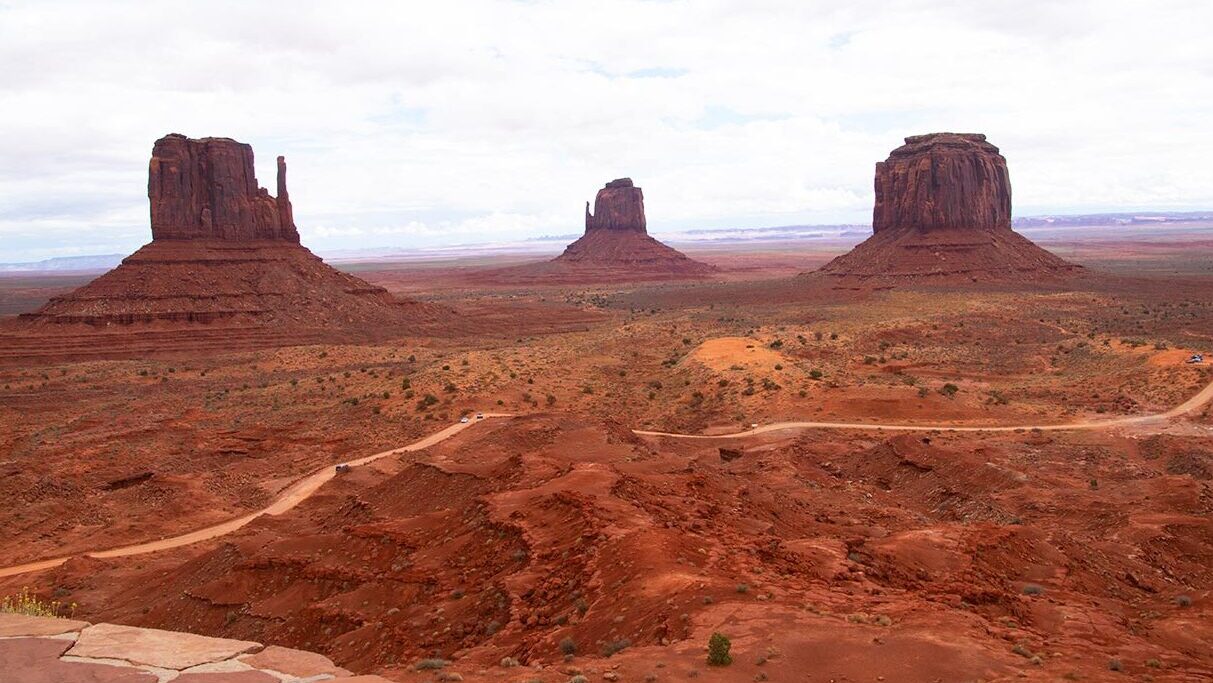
[473,178,716,284]
[811,133,1080,287]
[1,134,442,361]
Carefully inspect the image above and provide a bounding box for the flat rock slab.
[68,623,261,670]
[0,612,90,637]
[238,644,351,678]
[339,677,399,682]
[174,671,280,683]
[0,637,156,683]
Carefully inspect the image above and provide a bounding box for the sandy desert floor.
[2,237,1212,682]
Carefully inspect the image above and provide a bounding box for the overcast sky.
[2,0,1212,262]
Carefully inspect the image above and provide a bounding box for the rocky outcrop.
[149,134,299,242]
[585,178,647,233]
[872,133,1011,235]
[815,133,1079,286]
[469,177,716,284]
[4,134,450,357]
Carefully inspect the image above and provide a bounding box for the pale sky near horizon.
[2,0,1212,262]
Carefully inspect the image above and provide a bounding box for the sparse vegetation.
[707,632,733,666]
[601,638,630,657]
[1,588,75,618]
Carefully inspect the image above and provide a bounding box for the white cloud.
[1,0,1211,261]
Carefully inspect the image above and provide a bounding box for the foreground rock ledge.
[0,612,383,682]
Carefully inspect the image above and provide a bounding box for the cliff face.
[814,133,1079,286]
[872,133,1011,236]
[585,178,647,233]
[5,133,448,357]
[148,134,299,242]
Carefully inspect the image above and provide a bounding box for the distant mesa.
[476,178,716,284]
[148,133,300,242]
[583,177,646,233]
[813,133,1080,286]
[2,133,443,360]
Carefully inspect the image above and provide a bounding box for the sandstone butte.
[1,134,442,360]
[470,178,717,284]
[814,132,1080,285]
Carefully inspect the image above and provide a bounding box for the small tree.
[707,632,733,666]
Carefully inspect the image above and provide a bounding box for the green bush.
[707,632,733,666]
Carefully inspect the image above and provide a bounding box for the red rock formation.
[3,134,449,358]
[148,134,299,242]
[585,178,647,233]
[872,133,1011,235]
[466,178,716,284]
[815,133,1078,285]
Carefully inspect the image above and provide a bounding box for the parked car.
[1187,353,1204,364]
[476,412,484,420]
[460,416,470,423]
[335,464,351,474]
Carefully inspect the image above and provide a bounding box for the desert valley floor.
[2,233,1212,683]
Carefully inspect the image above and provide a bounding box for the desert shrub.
[559,637,577,655]
[416,394,439,411]
[546,394,557,406]
[1176,594,1193,607]
[769,339,783,349]
[1,588,75,618]
[863,356,877,365]
[939,383,959,397]
[917,387,929,398]
[601,638,630,657]
[809,369,823,380]
[707,632,733,666]
[735,583,749,594]
[1108,658,1122,671]
[1145,658,1162,668]
[1022,584,1045,596]
[415,658,448,670]
[815,331,824,341]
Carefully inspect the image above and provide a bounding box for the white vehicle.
[1187,353,1204,364]
[460,416,470,423]
[750,423,759,429]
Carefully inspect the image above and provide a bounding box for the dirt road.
[0,415,508,579]
[4,376,1211,580]
[634,374,1213,440]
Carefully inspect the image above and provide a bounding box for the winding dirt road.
[633,374,1213,439]
[0,415,510,579]
[3,375,1210,580]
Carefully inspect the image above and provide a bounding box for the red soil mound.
[0,134,447,360]
[468,179,717,284]
[812,133,1079,287]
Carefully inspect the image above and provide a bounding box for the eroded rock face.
[149,134,299,242]
[585,178,646,233]
[873,133,1011,235]
[812,132,1079,285]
